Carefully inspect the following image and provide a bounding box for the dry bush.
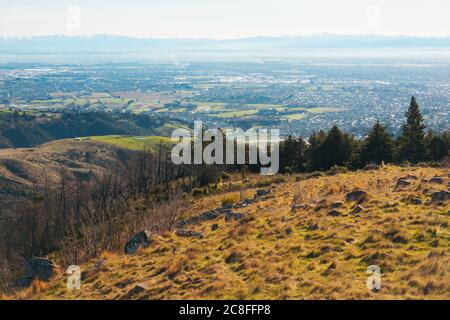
[221,193,240,206]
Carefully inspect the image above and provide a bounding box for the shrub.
[327,165,349,176]
[192,188,205,197]
[221,193,240,206]
[305,171,325,179]
[272,176,287,184]
[221,172,231,180]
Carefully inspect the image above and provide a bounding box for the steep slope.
[0,112,187,148]
[13,166,450,300]
[0,139,132,216]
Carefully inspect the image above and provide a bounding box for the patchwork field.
[89,135,174,151]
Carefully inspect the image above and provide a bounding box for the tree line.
[278,97,449,173]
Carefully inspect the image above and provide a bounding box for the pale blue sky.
[1,0,450,38]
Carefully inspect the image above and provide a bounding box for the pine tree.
[425,130,449,161]
[398,96,426,163]
[307,130,327,171]
[279,135,307,173]
[315,126,353,170]
[361,121,395,165]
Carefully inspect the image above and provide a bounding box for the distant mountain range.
[2,34,450,54]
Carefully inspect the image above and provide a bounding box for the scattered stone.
[403,174,418,180]
[15,257,60,287]
[428,176,444,184]
[125,284,147,298]
[225,252,240,264]
[175,229,203,238]
[345,190,368,203]
[331,201,344,209]
[173,210,220,228]
[211,223,219,231]
[225,212,246,223]
[222,203,233,209]
[124,230,153,255]
[395,178,411,190]
[431,190,450,203]
[351,205,364,214]
[327,209,341,217]
[255,189,270,197]
[410,197,423,205]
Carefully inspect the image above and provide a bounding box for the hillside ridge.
[9,165,450,300]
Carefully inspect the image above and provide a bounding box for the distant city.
[1,57,449,138]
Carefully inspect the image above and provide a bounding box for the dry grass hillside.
[10,165,450,300]
[0,139,131,215]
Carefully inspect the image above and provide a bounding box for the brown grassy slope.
[14,166,450,300]
[0,139,131,214]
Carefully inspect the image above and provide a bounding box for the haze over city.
[2,0,450,38]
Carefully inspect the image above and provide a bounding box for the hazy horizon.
[2,0,450,39]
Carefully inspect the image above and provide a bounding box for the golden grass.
[9,165,450,300]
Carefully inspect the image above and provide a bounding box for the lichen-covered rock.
[175,229,203,238]
[327,209,341,217]
[331,201,344,209]
[124,230,153,255]
[428,176,444,184]
[395,178,411,190]
[431,190,450,203]
[345,190,368,203]
[255,189,270,197]
[15,257,60,287]
[410,197,423,205]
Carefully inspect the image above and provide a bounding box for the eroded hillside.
[11,166,450,300]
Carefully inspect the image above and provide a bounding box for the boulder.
[431,190,450,203]
[173,210,220,229]
[224,212,246,222]
[211,223,219,231]
[24,257,59,281]
[255,189,270,197]
[327,209,341,217]
[345,190,368,203]
[410,197,423,205]
[225,252,240,264]
[395,178,411,190]
[124,230,153,255]
[428,176,444,184]
[15,257,60,287]
[175,229,203,238]
[331,201,344,209]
